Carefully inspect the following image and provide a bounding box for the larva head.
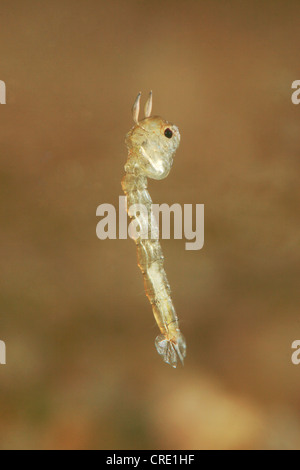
[125,92,180,180]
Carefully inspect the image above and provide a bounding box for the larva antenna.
[132,91,141,124]
[144,90,153,118]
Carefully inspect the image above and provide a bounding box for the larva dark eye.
[164,128,173,139]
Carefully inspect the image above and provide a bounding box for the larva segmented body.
[121,92,186,368]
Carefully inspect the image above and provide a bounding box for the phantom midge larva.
[121,91,186,368]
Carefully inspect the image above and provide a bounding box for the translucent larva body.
[121,92,186,368]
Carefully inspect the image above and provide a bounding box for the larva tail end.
[155,333,186,368]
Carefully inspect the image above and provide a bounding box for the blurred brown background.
[0,0,300,450]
